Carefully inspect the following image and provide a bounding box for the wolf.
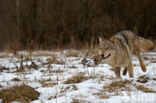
[96,30,154,78]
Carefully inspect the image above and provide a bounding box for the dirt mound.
[0,85,40,103]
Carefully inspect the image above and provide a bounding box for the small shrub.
[11,78,21,82]
[104,80,132,92]
[45,57,65,65]
[93,93,109,99]
[137,75,150,83]
[0,85,40,103]
[136,85,156,93]
[65,51,79,57]
[64,73,89,84]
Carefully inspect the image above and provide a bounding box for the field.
[0,50,156,103]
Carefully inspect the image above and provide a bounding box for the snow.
[0,50,156,103]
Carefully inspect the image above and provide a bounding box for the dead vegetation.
[14,69,26,73]
[0,66,9,72]
[41,82,57,87]
[0,85,40,103]
[64,73,95,84]
[50,69,64,73]
[104,80,132,92]
[60,85,78,94]
[31,51,54,57]
[71,99,86,103]
[93,93,110,99]
[65,51,80,57]
[137,75,156,83]
[137,75,150,83]
[45,57,65,65]
[11,78,21,82]
[65,74,88,84]
[136,85,156,93]
[39,78,56,87]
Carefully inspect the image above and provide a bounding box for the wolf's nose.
[101,54,105,58]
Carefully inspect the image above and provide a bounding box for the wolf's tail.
[136,36,154,52]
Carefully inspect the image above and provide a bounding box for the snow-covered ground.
[0,50,156,103]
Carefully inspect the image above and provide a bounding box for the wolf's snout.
[101,54,105,58]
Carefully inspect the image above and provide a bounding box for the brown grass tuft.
[42,82,57,87]
[65,51,80,57]
[136,85,156,93]
[93,93,110,99]
[0,85,40,103]
[45,57,65,65]
[50,69,64,73]
[137,75,150,83]
[11,78,21,82]
[64,73,92,84]
[71,99,86,103]
[14,69,26,73]
[0,66,9,72]
[104,80,132,92]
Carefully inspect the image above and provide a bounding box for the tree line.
[0,0,156,50]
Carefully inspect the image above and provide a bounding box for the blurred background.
[0,0,156,50]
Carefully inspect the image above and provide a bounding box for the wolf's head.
[99,37,116,62]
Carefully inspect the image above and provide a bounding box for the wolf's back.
[114,30,154,53]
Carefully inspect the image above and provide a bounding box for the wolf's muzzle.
[101,54,111,59]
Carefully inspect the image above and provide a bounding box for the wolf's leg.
[114,67,121,78]
[137,52,146,72]
[127,62,134,78]
[123,67,127,75]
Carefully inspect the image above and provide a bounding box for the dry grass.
[42,82,57,87]
[59,85,78,95]
[136,85,156,93]
[50,69,64,73]
[14,69,26,73]
[0,54,10,58]
[39,78,55,87]
[0,66,9,72]
[71,99,87,103]
[0,55,7,58]
[65,74,88,84]
[64,73,94,84]
[137,75,150,83]
[65,52,79,57]
[23,56,32,62]
[45,57,65,65]
[150,60,156,63]
[93,93,110,99]
[104,80,132,92]
[15,56,32,62]
[0,85,40,103]
[11,78,21,82]
[31,51,54,57]
[64,85,78,91]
